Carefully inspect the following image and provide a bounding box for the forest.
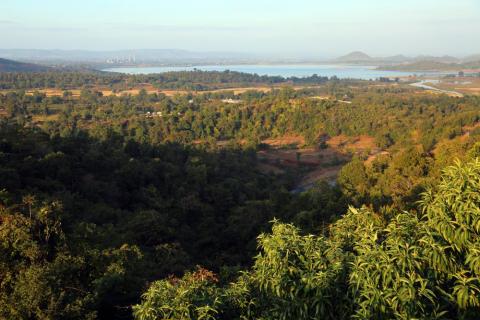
[1,71,480,319]
[0,70,332,91]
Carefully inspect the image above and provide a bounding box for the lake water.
[103,64,439,80]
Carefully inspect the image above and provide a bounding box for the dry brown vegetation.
[31,114,60,123]
[257,134,378,189]
[327,135,377,153]
[0,83,330,98]
[262,135,305,148]
[436,77,480,95]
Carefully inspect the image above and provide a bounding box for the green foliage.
[375,132,394,149]
[467,142,480,159]
[337,157,369,205]
[0,201,98,319]
[3,72,480,319]
[136,160,480,319]
[420,160,480,312]
[0,70,329,91]
[349,213,446,319]
[247,222,349,320]
[133,267,222,320]
[0,121,323,318]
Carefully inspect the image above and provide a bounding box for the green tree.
[337,157,369,204]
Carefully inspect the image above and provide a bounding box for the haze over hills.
[0,58,51,72]
[0,48,478,66]
[0,49,479,74]
[335,51,467,64]
[335,51,373,63]
[464,54,480,63]
[0,49,257,65]
[332,51,480,72]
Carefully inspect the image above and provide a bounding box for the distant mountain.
[463,54,480,63]
[336,51,372,62]
[0,49,256,64]
[334,52,470,66]
[379,61,462,72]
[412,55,460,63]
[382,54,411,63]
[0,58,50,72]
[335,52,411,64]
[379,60,480,72]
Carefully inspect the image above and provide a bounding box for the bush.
[135,160,480,319]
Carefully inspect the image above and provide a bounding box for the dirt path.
[410,80,464,97]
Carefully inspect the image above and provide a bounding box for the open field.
[31,114,60,123]
[11,78,477,100]
[327,135,377,153]
[0,84,329,98]
[0,87,257,97]
[257,134,378,190]
[262,135,305,148]
[434,77,480,95]
[299,165,345,187]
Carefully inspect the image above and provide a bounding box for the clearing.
[257,134,378,191]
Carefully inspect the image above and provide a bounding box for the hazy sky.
[1,0,479,57]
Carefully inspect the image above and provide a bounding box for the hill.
[412,55,460,63]
[0,58,50,72]
[0,49,255,65]
[336,51,372,62]
[463,54,480,63]
[379,61,459,72]
[382,54,410,63]
[379,60,480,72]
[334,52,474,66]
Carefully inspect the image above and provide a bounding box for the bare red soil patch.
[257,134,378,189]
[327,135,377,153]
[262,135,305,148]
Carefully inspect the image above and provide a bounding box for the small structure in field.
[221,98,242,104]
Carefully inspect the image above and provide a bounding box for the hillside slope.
[0,58,50,72]
[336,51,372,62]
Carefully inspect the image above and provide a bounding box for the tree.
[337,157,369,204]
[133,267,222,320]
[134,160,480,319]
[375,132,394,149]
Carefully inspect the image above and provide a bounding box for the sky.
[1,0,479,58]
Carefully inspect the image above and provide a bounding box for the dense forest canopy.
[1,71,480,319]
[135,160,480,319]
[0,70,334,91]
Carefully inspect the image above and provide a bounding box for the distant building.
[221,98,242,104]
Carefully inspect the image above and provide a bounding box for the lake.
[103,64,439,80]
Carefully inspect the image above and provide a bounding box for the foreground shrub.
[135,160,480,319]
